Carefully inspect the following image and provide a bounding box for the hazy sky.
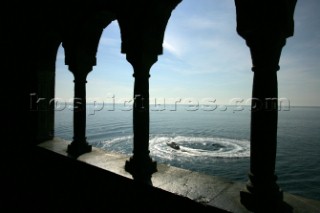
[55,0,320,106]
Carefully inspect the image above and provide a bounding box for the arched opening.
[54,20,133,145]
[54,44,74,142]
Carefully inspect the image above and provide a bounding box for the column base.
[67,140,92,158]
[125,156,157,185]
[240,185,283,212]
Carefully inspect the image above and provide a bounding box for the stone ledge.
[38,138,320,213]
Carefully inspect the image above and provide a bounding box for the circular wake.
[99,135,250,160]
[150,135,250,160]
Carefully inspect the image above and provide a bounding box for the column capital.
[126,52,158,77]
[118,0,182,56]
[248,38,285,74]
[68,65,92,82]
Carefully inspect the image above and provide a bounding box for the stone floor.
[38,138,320,213]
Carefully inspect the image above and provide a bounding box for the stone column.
[240,38,286,212]
[125,53,158,185]
[117,0,182,184]
[67,67,92,158]
[35,70,55,142]
[62,12,115,158]
[234,1,297,210]
[33,37,61,144]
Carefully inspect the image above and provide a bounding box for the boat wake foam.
[100,135,250,159]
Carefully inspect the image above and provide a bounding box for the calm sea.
[55,104,320,201]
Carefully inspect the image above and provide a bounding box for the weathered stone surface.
[39,139,320,213]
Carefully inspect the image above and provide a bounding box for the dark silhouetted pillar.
[240,38,286,212]
[234,0,297,211]
[125,53,158,184]
[118,0,182,184]
[62,11,116,158]
[67,67,92,158]
[31,34,61,144]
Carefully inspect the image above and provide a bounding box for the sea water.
[55,104,320,200]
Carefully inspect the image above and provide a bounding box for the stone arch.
[34,5,117,144]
